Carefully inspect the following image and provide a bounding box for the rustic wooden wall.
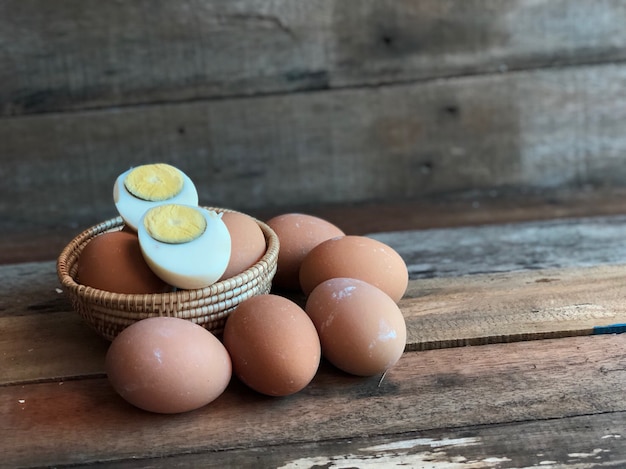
[3,0,626,234]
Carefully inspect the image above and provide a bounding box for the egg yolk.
[143,204,207,244]
[124,163,184,202]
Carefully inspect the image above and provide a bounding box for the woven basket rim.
[56,207,279,303]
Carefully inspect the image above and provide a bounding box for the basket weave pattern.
[57,208,279,341]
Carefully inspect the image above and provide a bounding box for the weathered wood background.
[3,0,626,236]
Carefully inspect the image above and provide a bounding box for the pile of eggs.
[78,163,409,414]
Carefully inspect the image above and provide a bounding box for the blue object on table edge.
[593,323,626,335]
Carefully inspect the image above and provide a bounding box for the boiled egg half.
[138,204,231,289]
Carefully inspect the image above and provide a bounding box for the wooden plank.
[3,1,626,115]
[5,62,626,232]
[403,264,626,351]
[81,412,626,468]
[371,215,626,279]
[331,0,626,87]
[2,334,625,467]
[1,311,108,385]
[0,0,332,116]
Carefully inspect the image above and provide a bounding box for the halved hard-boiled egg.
[137,204,231,289]
[113,163,199,231]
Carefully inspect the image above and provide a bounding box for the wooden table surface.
[2,200,626,468]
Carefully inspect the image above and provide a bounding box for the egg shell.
[299,235,408,302]
[220,211,267,280]
[105,317,232,414]
[305,277,407,377]
[223,294,321,396]
[77,230,172,294]
[266,213,345,291]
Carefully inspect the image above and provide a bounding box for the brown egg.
[299,235,409,302]
[105,317,232,414]
[77,230,172,294]
[266,213,344,291]
[220,211,267,280]
[223,294,321,396]
[305,277,406,377]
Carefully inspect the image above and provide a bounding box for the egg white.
[113,166,199,231]
[138,206,231,290]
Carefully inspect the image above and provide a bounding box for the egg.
[299,235,408,302]
[219,211,267,280]
[113,163,199,231]
[138,204,231,289]
[77,230,172,294]
[266,213,345,291]
[305,277,406,377]
[105,316,232,414]
[223,294,321,396]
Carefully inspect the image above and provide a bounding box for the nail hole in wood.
[381,34,394,46]
[444,105,459,117]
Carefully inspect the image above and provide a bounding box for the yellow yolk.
[124,163,184,202]
[143,204,207,244]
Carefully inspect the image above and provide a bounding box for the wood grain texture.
[5,0,626,239]
[403,264,626,351]
[372,215,626,279]
[5,62,626,233]
[1,0,332,116]
[3,0,626,116]
[3,335,625,467]
[93,412,626,468]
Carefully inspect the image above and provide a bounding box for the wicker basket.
[56,207,279,341]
